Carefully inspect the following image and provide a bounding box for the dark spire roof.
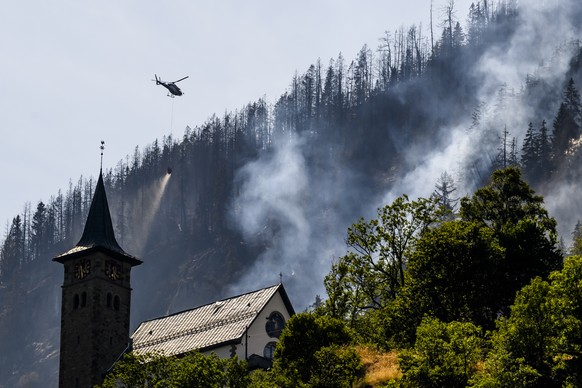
[54,170,141,266]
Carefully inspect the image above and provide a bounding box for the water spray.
[133,169,173,255]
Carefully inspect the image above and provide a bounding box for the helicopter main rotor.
[153,74,189,97]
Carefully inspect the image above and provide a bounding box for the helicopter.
[153,74,189,97]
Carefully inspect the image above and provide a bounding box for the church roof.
[131,284,294,357]
[54,170,141,266]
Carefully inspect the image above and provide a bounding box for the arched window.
[114,295,120,311]
[265,312,285,338]
[107,293,112,308]
[81,292,87,307]
[263,342,277,360]
[73,294,79,310]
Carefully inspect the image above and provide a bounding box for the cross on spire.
[100,141,105,171]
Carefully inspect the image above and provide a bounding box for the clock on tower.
[53,170,142,388]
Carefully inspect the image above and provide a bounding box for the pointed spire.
[76,171,123,251]
[54,170,141,266]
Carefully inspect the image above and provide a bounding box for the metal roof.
[131,284,292,357]
[54,170,141,266]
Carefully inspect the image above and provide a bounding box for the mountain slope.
[2,2,582,386]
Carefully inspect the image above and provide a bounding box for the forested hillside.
[2,1,582,386]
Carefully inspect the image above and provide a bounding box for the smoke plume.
[230,0,582,309]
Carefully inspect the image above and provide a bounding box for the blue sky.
[0,0,474,229]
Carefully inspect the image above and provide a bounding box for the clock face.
[265,312,285,338]
[74,260,91,279]
[105,261,122,280]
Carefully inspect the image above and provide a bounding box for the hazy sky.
[0,0,475,230]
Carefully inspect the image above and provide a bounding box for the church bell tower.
[53,169,142,388]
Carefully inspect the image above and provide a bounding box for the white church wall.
[204,290,292,362]
[244,290,291,360]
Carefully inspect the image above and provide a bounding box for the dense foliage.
[399,318,483,387]
[322,167,561,349]
[316,167,571,386]
[102,315,362,388]
[324,195,440,326]
[99,351,248,388]
[271,314,359,386]
[472,256,582,387]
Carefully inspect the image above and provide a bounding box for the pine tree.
[351,45,372,106]
[564,78,582,120]
[538,120,552,179]
[0,216,24,280]
[508,136,519,167]
[377,31,393,91]
[467,1,487,46]
[433,171,459,220]
[552,79,581,168]
[30,201,47,261]
[493,126,511,170]
[452,21,465,49]
[45,203,56,249]
[521,122,537,179]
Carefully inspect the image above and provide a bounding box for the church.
[53,169,295,387]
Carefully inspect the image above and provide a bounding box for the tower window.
[81,292,87,307]
[73,294,79,310]
[107,293,112,308]
[114,295,120,311]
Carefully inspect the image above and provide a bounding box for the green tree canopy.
[399,317,484,388]
[350,168,561,348]
[99,351,248,388]
[432,171,459,220]
[323,195,440,324]
[272,313,355,385]
[552,78,582,169]
[308,344,363,388]
[459,167,562,312]
[473,256,582,387]
[472,277,553,387]
[407,220,504,328]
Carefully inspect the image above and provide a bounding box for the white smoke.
[229,134,362,309]
[230,1,582,309]
[484,0,582,242]
[384,0,582,215]
[232,135,310,244]
[381,122,475,205]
